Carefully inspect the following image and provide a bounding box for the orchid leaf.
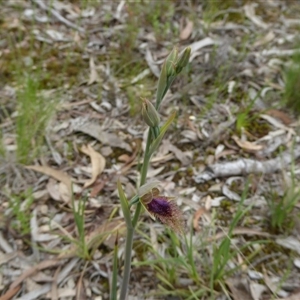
[149,110,176,156]
[117,179,132,229]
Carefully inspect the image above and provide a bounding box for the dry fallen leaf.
[226,277,253,300]
[72,120,132,152]
[263,267,289,298]
[118,154,131,162]
[0,252,17,265]
[253,30,275,47]
[81,144,106,188]
[180,18,193,40]
[26,165,72,192]
[10,260,62,289]
[249,282,267,300]
[244,3,268,29]
[193,207,210,231]
[161,140,191,166]
[276,236,300,255]
[265,109,293,125]
[232,135,263,151]
[27,165,73,203]
[87,56,99,85]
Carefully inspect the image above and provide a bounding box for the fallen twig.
[194,145,300,183]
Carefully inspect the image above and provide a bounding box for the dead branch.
[194,145,300,183]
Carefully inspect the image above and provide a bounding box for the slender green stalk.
[119,227,134,300]
[119,130,152,299]
[111,234,119,300]
[132,153,151,227]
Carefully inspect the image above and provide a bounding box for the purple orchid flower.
[138,182,183,233]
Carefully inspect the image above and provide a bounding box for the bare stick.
[194,145,300,183]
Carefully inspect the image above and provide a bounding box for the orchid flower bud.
[175,47,191,74]
[141,98,160,127]
[165,47,179,78]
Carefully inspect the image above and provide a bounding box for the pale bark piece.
[194,145,300,183]
[81,144,106,188]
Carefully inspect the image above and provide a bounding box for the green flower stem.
[119,226,134,300]
[119,130,152,299]
[132,131,152,227]
[132,153,151,227]
[120,88,174,298]
[155,77,175,111]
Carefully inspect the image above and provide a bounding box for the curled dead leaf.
[180,18,193,40]
[232,135,263,151]
[81,144,106,188]
[265,109,293,125]
[87,56,99,85]
[26,165,73,202]
[193,207,207,231]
